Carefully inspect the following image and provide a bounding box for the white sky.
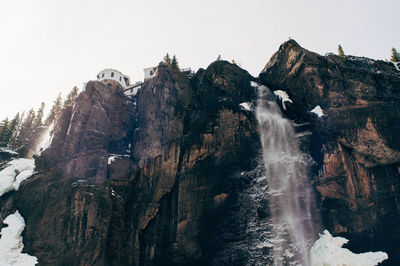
[0,0,399,120]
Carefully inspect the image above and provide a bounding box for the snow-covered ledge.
[310,230,388,266]
[0,211,38,265]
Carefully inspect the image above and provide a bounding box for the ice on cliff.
[310,105,324,117]
[239,102,252,111]
[310,230,388,266]
[0,211,38,265]
[273,90,293,110]
[0,158,35,197]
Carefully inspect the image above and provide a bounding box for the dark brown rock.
[5,61,259,265]
[260,39,400,265]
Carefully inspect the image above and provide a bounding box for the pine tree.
[390,48,400,63]
[171,55,179,70]
[6,113,20,147]
[338,44,345,57]
[163,53,171,65]
[0,118,10,146]
[63,86,79,108]
[45,93,63,126]
[15,109,36,155]
[9,111,25,149]
[34,102,46,128]
[20,109,36,137]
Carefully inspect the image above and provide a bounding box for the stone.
[260,39,400,265]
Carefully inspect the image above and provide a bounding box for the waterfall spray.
[255,83,319,265]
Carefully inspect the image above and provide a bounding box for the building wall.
[124,85,141,97]
[97,69,130,88]
[143,67,157,80]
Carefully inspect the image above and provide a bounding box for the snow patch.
[310,230,388,266]
[273,90,293,110]
[107,154,130,165]
[0,148,19,155]
[0,159,35,197]
[239,102,252,111]
[311,105,324,117]
[0,211,38,265]
[108,155,117,165]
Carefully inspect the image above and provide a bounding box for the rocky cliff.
[0,61,259,265]
[1,40,400,265]
[260,40,400,265]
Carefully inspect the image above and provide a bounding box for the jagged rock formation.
[1,61,259,265]
[1,40,399,265]
[260,39,400,265]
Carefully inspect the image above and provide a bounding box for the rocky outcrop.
[1,40,399,265]
[40,80,136,184]
[260,40,400,265]
[2,61,259,265]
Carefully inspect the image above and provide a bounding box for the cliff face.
[260,40,400,265]
[7,61,259,265]
[1,41,400,265]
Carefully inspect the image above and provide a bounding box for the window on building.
[150,70,153,75]
[130,88,133,93]
[102,73,105,78]
[111,72,114,77]
[119,76,122,81]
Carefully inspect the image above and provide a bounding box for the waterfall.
[254,83,319,265]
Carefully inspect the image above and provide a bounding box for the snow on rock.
[311,105,324,117]
[107,154,130,165]
[0,211,38,265]
[273,90,293,110]
[239,102,252,111]
[310,230,388,266]
[108,155,118,165]
[0,148,19,155]
[0,158,35,197]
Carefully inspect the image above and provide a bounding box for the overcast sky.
[0,0,399,120]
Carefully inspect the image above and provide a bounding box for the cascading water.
[252,83,319,265]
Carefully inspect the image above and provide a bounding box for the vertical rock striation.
[1,40,399,265]
[260,39,400,265]
[2,61,259,265]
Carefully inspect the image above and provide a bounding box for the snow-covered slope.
[310,230,388,266]
[0,158,35,197]
[310,105,324,117]
[0,211,38,265]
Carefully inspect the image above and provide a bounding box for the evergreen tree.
[338,44,345,57]
[45,93,63,126]
[20,109,36,138]
[0,118,10,146]
[63,86,79,108]
[15,109,36,154]
[163,53,171,65]
[171,55,179,70]
[390,48,400,62]
[34,102,45,128]
[6,113,20,147]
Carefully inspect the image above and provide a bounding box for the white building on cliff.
[96,65,192,97]
[97,69,131,89]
